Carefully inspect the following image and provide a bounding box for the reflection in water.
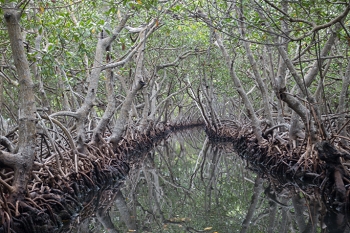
[69,130,350,233]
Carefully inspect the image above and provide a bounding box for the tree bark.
[91,67,117,145]
[96,207,120,233]
[2,5,36,200]
[214,31,264,142]
[237,6,274,126]
[110,22,156,148]
[74,13,130,153]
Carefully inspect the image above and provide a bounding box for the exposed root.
[205,121,350,216]
[0,121,202,232]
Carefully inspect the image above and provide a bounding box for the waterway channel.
[66,129,350,233]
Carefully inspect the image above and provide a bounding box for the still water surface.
[68,130,349,233]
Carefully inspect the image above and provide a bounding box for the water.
[68,129,350,233]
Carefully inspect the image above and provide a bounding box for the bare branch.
[0,136,14,153]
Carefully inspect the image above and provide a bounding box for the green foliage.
[0,0,349,129]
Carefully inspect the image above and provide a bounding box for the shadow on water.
[68,129,350,233]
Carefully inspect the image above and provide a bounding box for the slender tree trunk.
[0,54,4,135]
[110,25,155,148]
[138,87,150,132]
[302,200,319,233]
[267,202,277,233]
[237,6,274,126]
[278,200,290,233]
[74,14,130,152]
[1,5,36,200]
[32,34,50,113]
[277,45,319,143]
[215,32,264,142]
[75,38,105,153]
[56,64,72,112]
[91,67,117,145]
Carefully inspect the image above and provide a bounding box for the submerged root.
[206,122,350,216]
[0,121,197,232]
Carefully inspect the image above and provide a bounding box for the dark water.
[67,130,350,233]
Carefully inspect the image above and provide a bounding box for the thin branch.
[263,0,350,41]
[49,111,79,119]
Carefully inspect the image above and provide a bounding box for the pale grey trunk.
[214,32,263,142]
[304,23,342,87]
[91,68,116,145]
[148,78,159,122]
[56,66,71,112]
[75,14,130,152]
[302,200,319,233]
[96,208,120,233]
[0,55,3,135]
[267,202,277,233]
[274,0,289,127]
[277,45,319,143]
[281,22,343,143]
[200,63,221,129]
[237,7,274,126]
[31,34,51,114]
[229,63,264,142]
[77,219,93,233]
[138,87,150,132]
[1,6,36,200]
[75,39,105,153]
[278,199,290,233]
[110,29,148,148]
[314,59,332,115]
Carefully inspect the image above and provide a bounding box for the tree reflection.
[69,130,350,233]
